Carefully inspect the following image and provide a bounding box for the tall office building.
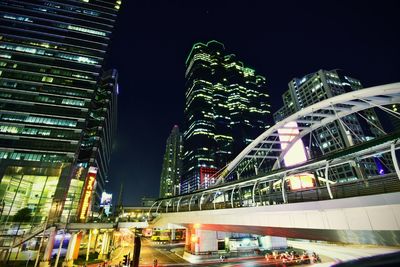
[76,69,118,212]
[274,69,389,182]
[0,0,120,223]
[159,125,183,198]
[182,40,271,193]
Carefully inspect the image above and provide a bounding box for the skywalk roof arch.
[222,82,400,180]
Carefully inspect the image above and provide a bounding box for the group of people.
[265,250,321,265]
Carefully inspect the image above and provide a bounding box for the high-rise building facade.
[182,40,271,193]
[0,0,120,223]
[274,69,389,182]
[159,125,183,198]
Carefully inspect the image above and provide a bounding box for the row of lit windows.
[0,150,70,162]
[0,79,92,99]
[0,34,103,58]
[1,114,78,127]
[0,124,80,139]
[41,0,116,17]
[0,59,94,81]
[1,11,109,37]
[0,43,99,65]
[0,125,50,136]
[0,68,93,89]
[0,90,86,107]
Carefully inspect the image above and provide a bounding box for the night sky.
[104,0,400,205]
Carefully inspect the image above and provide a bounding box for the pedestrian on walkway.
[153,258,158,267]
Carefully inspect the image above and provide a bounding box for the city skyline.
[106,1,400,204]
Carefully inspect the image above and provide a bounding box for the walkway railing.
[155,174,400,213]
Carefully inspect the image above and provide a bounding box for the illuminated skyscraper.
[274,69,390,182]
[159,125,183,198]
[0,0,120,223]
[182,40,271,193]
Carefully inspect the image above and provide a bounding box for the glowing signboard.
[100,191,112,216]
[79,167,97,220]
[278,122,315,189]
[278,121,308,167]
[100,192,112,207]
[288,173,315,190]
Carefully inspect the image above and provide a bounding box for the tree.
[13,207,32,222]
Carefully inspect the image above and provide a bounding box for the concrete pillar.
[39,227,56,267]
[98,231,111,260]
[62,232,78,267]
[171,229,176,241]
[193,229,218,254]
[185,228,191,252]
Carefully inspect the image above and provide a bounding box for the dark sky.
[105,0,400,205]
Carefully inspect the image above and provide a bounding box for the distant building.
[0,0,120,223]
[182,40,272,193]
[274,69,390,182]
[159,125,183,198]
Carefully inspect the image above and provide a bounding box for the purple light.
[374,157,386,175]
[116,83,119,95]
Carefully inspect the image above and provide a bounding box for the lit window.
[67,25,106,36]
[41,76,54,83]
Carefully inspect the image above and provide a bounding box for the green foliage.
[13,207,32,222]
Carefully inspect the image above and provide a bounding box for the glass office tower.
[0,0,120,223]
[159,125,183,198]
[274,69,390,182]
[182,40,271,193]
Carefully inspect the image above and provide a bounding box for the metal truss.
[150,83,400,214]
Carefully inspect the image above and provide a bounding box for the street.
[109,237,399,267]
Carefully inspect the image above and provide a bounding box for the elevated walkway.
[153,192,400,246]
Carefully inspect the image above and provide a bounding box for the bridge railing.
[156,174,400,213]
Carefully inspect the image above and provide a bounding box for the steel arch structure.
[149,82,400,215]
[217,82,400,182]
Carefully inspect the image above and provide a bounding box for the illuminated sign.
[278,122,315,189]
[278,121,307,167]
[100,191,112,216]
[100,192,112,207]
[79,167,97,220]
[288,173,315,190]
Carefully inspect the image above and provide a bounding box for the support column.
[391,143,400,180]
[185,227,191,252]
[171,229,176,241]
[281,176,287,204]
[39,227,56,267]
[62,232,78,267]
[325,162,333,199]
[268,181,274,205]
[191,229,217,254]
[98,231,110,260]
[85,230,92,262]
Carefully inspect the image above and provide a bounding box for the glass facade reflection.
[0,0,120,223]
[182,40,272,193]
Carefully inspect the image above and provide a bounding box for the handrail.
[155,174,400,213]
